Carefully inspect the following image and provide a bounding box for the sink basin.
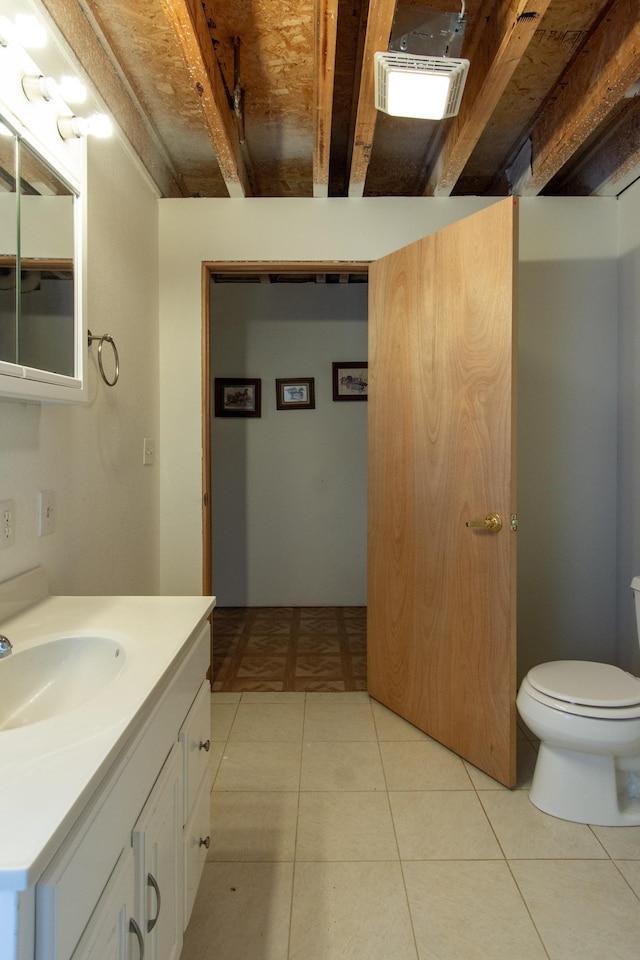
[0,635,125,731]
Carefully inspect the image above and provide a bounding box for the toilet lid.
[527,660,640,708]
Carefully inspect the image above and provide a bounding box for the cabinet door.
[179,679,212,823]
[183,769,212,926]
[132,744,183,960]
[70,849,140,960]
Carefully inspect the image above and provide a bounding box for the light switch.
[38,490,55,536]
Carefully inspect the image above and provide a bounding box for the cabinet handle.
[199,835,211,849]
[129,918,145,960]
[147,872,162,933]
[199,739,211,752]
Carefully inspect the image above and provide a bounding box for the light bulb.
[87,113,113,138]
[14,14,46,49]
[58,76,87,104]
[0,15,13,46]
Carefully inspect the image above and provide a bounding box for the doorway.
[203,262,370,691]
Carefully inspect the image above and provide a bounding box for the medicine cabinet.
[0,17,87,403]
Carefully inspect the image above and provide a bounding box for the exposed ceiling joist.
[551,94,640,195]
[314,0,339,198]
[38,0,183,197]
[33,0,640,202]
[347,0,396,197]
[159,0,252,198]
[422,0,552,197]
[521,0,640,196]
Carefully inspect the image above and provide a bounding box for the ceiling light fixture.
[375,3,469,121]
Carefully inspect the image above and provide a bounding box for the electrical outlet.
[38,490,55,537]
[143,437,155,465]
[0,499,14,549]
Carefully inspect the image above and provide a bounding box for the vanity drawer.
[182,770,211,925]
[179,680,211,822]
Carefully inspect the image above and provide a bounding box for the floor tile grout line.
[473,782,509,863]
[498,857,554,960]
[610,859,640,902]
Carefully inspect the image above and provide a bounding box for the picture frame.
[214,377,261,417]
[276,377,315,410]
[332,362,368,401]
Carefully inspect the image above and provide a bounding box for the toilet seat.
[524,661,640,720]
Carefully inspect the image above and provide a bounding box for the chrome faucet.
[0,635,12,658]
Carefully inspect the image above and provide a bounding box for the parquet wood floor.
[211,606,367,692]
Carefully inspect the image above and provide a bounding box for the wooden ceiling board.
[545,95,640,194]
[82,0,228,195]
[39,0,185,196]
[461,0,613,181]
[205,0,314,195]
[39,0,640,200]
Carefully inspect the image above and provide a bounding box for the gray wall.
[617,179,640,676]
[211,282,368,606]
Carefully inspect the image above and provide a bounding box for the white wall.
[617,179,640,675]
[159,196,620,679]
[0,134,160,595]
[211,282,368,606]
[159,196,493,595]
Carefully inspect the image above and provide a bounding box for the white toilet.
[516,577,640,826]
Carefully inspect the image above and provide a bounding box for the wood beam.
[37,0,183,198]
[204,260,370,275]
[551,96,640,196]
[347,0,396,197]
[314,0,339,198]
[423,0,552,197]
[521,0,640,196]
[159,0,251,198]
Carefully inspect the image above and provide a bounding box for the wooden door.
[367,198,518,787]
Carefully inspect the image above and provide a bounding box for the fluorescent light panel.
[375,51,469,120]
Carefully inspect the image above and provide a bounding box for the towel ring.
[88,330,119,386]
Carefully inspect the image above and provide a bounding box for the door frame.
[200,260,371,595]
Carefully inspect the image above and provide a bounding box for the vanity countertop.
[0,593,214,892]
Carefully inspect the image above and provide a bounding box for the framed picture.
[332,362,368,401]
[276,377,315,410]
[214,377,261,417]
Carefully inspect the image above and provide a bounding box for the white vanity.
[0,568,215,960]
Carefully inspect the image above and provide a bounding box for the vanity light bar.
[22,73,58,102]
[2,10,109,141]
[0,13,45,49]
[21,73,87,104]
[14,14,46,48]
[57,113,113,140]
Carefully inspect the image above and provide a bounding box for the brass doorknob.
[466,513,502,533]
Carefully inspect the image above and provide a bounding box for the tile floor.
[211,607,367,692]
[180,691,640,960]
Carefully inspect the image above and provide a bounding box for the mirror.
[19,138,75,377]
[0,121,18,366]
[0,113,82,400]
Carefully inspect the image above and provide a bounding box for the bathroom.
[1,2,640,957]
